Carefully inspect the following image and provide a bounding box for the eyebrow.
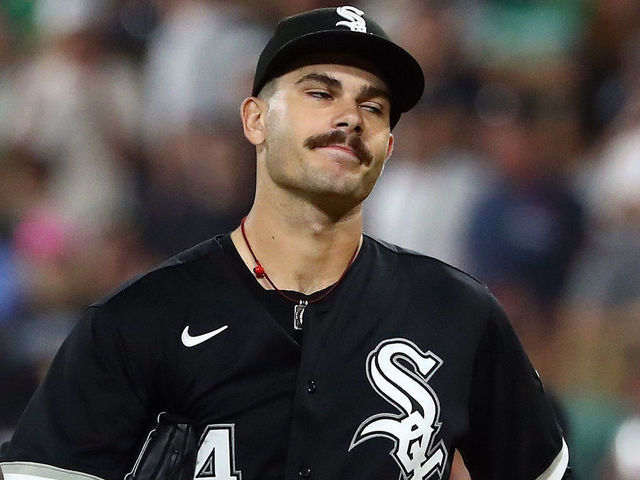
[295,73,342,90]
[359,84,390,103]
[295,72,390,102]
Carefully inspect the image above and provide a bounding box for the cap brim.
[254,30,424,127]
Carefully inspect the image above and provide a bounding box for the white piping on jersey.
[0,462,105,480]
[535,438,569,480]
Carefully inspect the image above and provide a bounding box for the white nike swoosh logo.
[181,324,228,347]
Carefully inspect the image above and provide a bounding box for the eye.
[360,102,384,115]
[307,90,333,100]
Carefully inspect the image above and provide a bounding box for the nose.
[333,100,363,134]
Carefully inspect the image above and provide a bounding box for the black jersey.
[0,233,569,480]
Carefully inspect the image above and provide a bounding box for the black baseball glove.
[125,413,197,480]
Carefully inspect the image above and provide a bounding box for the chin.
[307,171,359,195]
[310,180,372,207]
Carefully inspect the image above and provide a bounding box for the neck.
[231,201,363,294]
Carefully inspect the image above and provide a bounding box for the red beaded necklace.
[240,216,359,330]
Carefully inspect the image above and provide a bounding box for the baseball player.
[0,6,571,480]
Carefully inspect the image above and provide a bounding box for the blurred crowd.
[0,0,639,479]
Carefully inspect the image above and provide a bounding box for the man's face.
[256,63,394,209]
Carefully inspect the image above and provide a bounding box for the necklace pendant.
[294,300,308,331]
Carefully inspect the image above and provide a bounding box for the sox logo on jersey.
[350,338,448,480]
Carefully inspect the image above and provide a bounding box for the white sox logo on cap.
[336,6,367,33]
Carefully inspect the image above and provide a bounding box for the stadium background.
[0,0,639,478]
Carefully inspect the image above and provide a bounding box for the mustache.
[303,130,373,164]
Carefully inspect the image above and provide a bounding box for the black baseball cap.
[252,6,425,129]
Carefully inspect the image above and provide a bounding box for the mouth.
[318,144,360,161]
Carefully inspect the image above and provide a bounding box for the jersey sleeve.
[458,294,570,480]
[0,305,162,480]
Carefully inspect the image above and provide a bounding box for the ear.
[385,133,394,161]
[240,97,267,145]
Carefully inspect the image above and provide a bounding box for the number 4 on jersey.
[196,425,242,480]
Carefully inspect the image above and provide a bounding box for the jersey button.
[299,466,311,477]
[307,380,316,393]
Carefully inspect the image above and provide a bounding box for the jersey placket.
[282,299,336,480]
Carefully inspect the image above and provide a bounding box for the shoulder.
[92,235,229,318]
[361,234,507,339]
[363,234,491,301]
